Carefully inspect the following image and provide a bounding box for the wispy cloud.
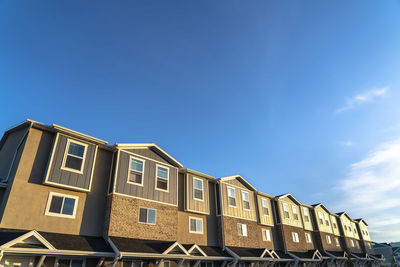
[333,138,400,242]
[335,87,388,113]
[341,141,354,147]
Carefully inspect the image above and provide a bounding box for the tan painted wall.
[300,206,313,231]
[314,206,334,234]
[330,215,340,236]
[107,194,178,241]
[221,182,257,221]
[278,197,303,228]
[256,195,274,226]
[177,211,207,245]
[339,215,359,239]
[185,174,209,214]
[358,221,371,241]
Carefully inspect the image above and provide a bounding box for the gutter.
[107,237,121,267]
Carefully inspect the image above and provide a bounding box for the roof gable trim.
[0,230,55,250]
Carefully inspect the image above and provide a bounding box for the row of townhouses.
[0,120,384,267]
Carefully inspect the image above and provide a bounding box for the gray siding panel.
[46,134,96,191]
[115,150,177,205]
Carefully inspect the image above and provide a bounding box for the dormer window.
[156,165,169,191]
[324,213,330,226]
[318,212,324,225]
[128,157,144,185]
[303,207,310,222]
[283,203,290,219]
[227,187,236,207]
[242,191,250,210]
[292,205,299,220]
[262,198,269,216]
[193,178,204,201]
[62,140,87,173]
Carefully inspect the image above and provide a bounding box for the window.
[156,165,169,191]
[305,233,312,243]
[200,263,213,267]
[283,203,290,219]
[227,187,236,207]
[353,227,357,234]
[123,261,143,267]
[189,217,203,234]
[45,192,78,218]
[292,205,299,220]
[62,140,87,173]
[318,212,324,225]
[350,239,355,247]
[367,243,371,249]
[242,191,250,210]
[193,178,204,201]
[326,235,332,244]
[261,198,269,216]
[335,237,340,247]
[262,229,271,241]
[303,207,310,222]
[138,207,156,225]
[324,213,330,226]
[128,157,144,185]
[355,241,359,248]
[57,259,84,267]
[292,232,299,243]
[332,218,337,229]
[237,223,247,236]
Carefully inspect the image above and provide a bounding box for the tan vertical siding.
[301,206,313,231]
[314,206,334,234]
[186,174,209,214]
[257,195,274,226]
[278,197,303,228]
[221,182,257,221]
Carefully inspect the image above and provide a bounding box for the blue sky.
[1,1,400,242]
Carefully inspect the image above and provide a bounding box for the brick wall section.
[107,194,178,241]
[344,237,363,253]
[281,225,316,252]
[177,211,207,246]
[319,232,343,251]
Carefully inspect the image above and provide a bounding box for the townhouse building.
[0,120,384,267]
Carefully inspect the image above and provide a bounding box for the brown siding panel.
[186,174,209,214]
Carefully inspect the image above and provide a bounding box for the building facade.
[0,120,384,267]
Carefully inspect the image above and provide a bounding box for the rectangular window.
[57,259,84,267]
[128,157,144,185]
[262,229,271,241]
[200,263,213,267]
[227,187,236,207]
[138,207,156,225]
[242,191,250,210]
[123,261,143,267]
[324,213,330,226]
[193,178,204,201]
[261,198,269,216]
[335,237,340,247]
[303,207,310,222]
[292,205,299,220]
[62,140,87,173]
[292,232,299,243]
[318,212,324,225]
[326,235,332,244]
[350,239,355,247]
[283,202,290,219]
[156,165,169,191]
[189,217,203,234]
[305,233,312,243]
[45,192,78,218]
[237,223,247,236]
[332,218,337,229]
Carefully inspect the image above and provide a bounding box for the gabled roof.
[115,143,183,168]
[312,203,333,214]
[162,241,190,255]
[182,169,214,180]
[257,191,275,199]
[355,218,368,226]
[218,175,257,191]
[336,212,354,221]
[275,193,302,205]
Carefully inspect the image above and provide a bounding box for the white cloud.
[333,138,400,242]
[335,87,388,113]
[341,141,354,147]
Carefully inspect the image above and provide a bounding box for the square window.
[193,178,204,201]
[227,187,236,207]
[242,191,250,210]
[128,157,144,185]
[139,207,156,225]
[62,140,87,173]
[46,192,78,218]
[156,165,169,191]
[189,217,203,234]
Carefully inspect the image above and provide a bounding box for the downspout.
[107,237,121,267]
[217,181,226,250]
[2,121,33,183]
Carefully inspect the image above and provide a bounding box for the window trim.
[305,233,312,243]
[326,235,332,244]
[261,198,270,216]
[350,239,355,247]
[227,186,237,208]
[189,216,204,234]
[324,213,330,226]
[292,232,299,243]
[335,237,340,247]
[241,190,251,211]
[283,202,290,219]
[262,228,271,241]
[303,207,310,223]
[292,205,299,220]
[45,192,79,219]
[127,156,145,186]
[318,212,324,225]
[237,223,248,237]
[193,177,204,201]
[155,164,169,192]
[61,139,88,174]
[138,207,157,225]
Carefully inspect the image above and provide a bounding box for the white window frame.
[189,217,204,234]
[227,186,237,208]
[237,223,247,237]
[292,205,299,220]
[292,232,299,243]
[324,213,330,226]
[193,177,204,201]
[261,198,269,216]
[305,233,312,243]
[155,164,169,192]
[61,139,88,174]
[335,237,340,247]
[262,229,271,241]
[303,207,310,222]
[326,235,332,244]
[241,190,251,211]
[127,156,145,186]
[138,207,157,225]
[318,212,324,225]
[45,192,79,219]
[283,202,290,219]
[55,258,86,267]
[350,239,355,247]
